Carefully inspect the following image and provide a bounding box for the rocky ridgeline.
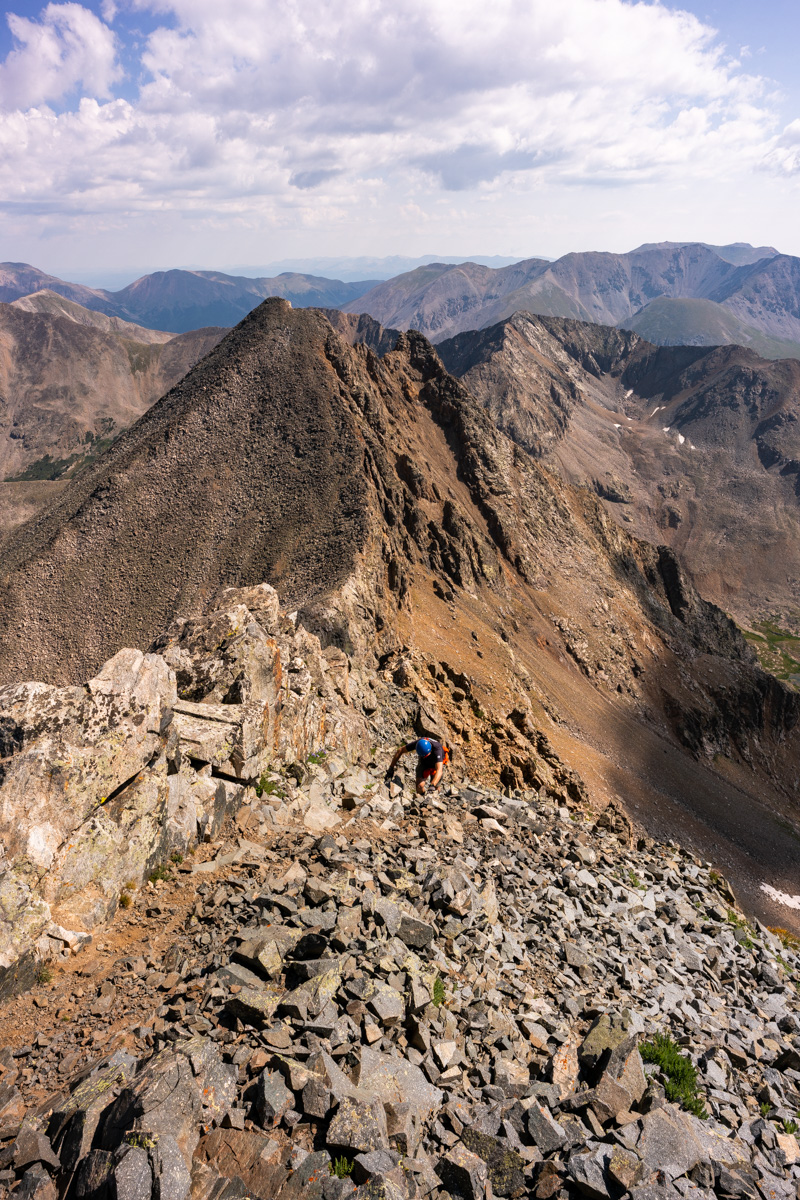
[1,750,800,1200]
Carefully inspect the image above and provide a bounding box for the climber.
[385,736,449,795]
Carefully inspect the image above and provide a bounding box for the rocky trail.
[2,749,800,1200]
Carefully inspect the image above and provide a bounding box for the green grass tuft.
[35,965,53,986]
[640,1032,707,1119]
[148,863,170,883]
[330,1157,353,1179]
[432,976,447,1006]
[255,774,285,799]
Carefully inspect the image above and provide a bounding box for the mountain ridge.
[0,263,379,335]
[343,244,800,353]
[437,310,800,630]
[0,299,797,933]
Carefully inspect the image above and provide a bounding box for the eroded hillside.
[0,302,224,485]
[437,313,800,632]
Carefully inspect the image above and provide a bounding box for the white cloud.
[0,2,120,108]
[765,118,800,175]
[0,0,796,260]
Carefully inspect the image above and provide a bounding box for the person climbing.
[385,736,449,795]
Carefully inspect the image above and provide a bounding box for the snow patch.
[678,434,685,445]
[625,389,633,398]
[614,423,621,429]
[662,427,671,433]
[761,882,800,910]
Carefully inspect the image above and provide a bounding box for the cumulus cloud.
[0,2,120,108]
[0,0,792,236]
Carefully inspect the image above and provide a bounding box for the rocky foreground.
[1,750,799,1200]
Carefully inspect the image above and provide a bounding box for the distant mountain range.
[343,242,799,353]
[230,253,530,281]
[4,239,800,359]
[0,264,378,334]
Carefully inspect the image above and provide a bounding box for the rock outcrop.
[0,584,369,1000]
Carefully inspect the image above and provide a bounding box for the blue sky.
[0,0,799,277]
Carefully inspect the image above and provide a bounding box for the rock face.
[437,310,800,628]
[0,583,369,998]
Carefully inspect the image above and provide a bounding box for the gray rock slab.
[327,1097,390,1154]
[527,1103,567,1155]
[355,1048,443,1120]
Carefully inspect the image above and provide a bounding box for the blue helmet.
[416,738,433,757]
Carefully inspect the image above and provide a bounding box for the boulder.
[578,1012,635,1073]
[47,1049,139,1179]
[354,1049,443,1121]
[527,1103,567,1155]
[567,1146,612,1199]
[327,1097,390,1154]
[636,1107,707,1182]
[437,1144,489,1200]
[0,650,175,986]
[194,1128,288,1197]
[254,1070,293,1128]
[461,1127,526,1196]
[98,1038,235,1167]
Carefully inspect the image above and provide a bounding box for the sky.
[1,0,799,280]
